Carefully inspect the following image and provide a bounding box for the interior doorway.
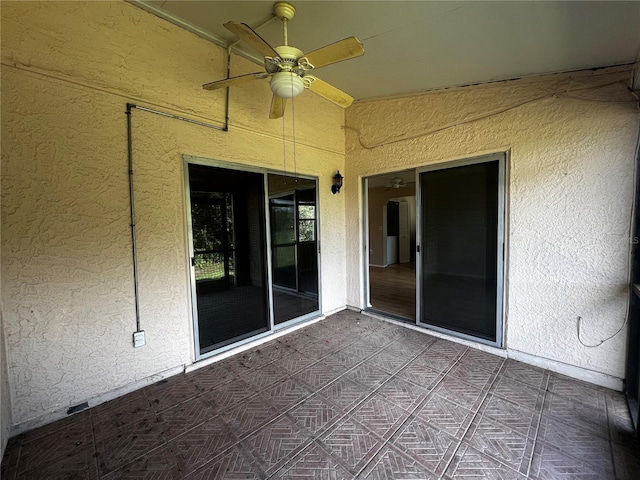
[366,170,417,321]
[364,154,505,346]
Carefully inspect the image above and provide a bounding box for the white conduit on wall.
[125,103,228,333]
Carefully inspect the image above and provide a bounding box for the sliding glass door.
[268,175,320,325]
[186,160,321,359]
[417,154,505,346]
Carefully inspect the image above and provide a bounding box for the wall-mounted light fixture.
[331,171,344,194]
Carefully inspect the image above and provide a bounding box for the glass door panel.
[188,164,269,355]
[268,175,320,325]
[418,157,503,344]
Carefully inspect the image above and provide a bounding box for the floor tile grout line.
[523,373,548,479]
[604,392,619,480]
[438,369,499,478]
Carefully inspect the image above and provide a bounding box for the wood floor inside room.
[369,262,416,320]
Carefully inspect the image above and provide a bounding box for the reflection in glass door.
[417,155,504,345]
[268,175,320,325]
[188,164,269,354]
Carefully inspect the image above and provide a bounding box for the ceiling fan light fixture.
[270,72,305,99]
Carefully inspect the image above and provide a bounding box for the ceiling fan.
[203,2,364,119]
[387,177,408,189]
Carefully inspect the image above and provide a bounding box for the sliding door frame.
[183,155,321,361]
[415,153,506,348]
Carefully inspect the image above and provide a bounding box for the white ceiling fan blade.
[304,37,364,69]
[269,94,287,119]
[306,76,354,108]
[224,21,279,58]
[203,72,268,91]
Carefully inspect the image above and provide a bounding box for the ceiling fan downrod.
[274,2,296,46]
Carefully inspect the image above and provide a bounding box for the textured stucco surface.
[346,70,639,381]
[1,1,346,428]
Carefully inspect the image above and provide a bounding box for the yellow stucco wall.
[1,1,346,428]
[345,69,639,384]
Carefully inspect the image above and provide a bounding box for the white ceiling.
[133,1,640,100]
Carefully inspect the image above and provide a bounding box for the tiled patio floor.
[2,310,639,479]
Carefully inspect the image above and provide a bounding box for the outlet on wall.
[133,330,146,348]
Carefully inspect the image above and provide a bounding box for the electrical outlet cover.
[133,330,146,348]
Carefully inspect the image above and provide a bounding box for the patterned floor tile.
[479,394,540,437]
[220,394,281,439]
[414,394,475,440]
[101,445,180,480]
[547,374,607,410]
[501,360,549,391]
[93,394,155,438]
[14,447,99,480]
[269,351,318,375]
[292,360,346,391]
[297,339,335,359]
[288,394,345,436]
[390,415,458,476]
[262,378,313,411]
[157,396,215,441]
[605,389,630,419]
[397,362,443,391]
[413,350,458,372]
[241,415,313,475]
[542,392,608,439]
[183,444,265,479]
[239,362,288,391]
[445,443,526,479]
[426,339,467,358]
[529,442,615,480]
[536,415,613,472]
[376,377,429,412]
[357,443,439,479]
[144,375,202,414]
[338,341,382,361]
[351,394,410,439]
[249,342,296,365]
[609,412,638,447]
[19,409,92,444]
[272,441,354,479]
[320,418,384,474]
[458,349,505,374]
[17,415,95,474]
[433,376,487,412]
[276,330,316,350]
[463,415,532,475]
[383,338,427,358]
[189,362,238,392]
[490,376,545,411]
[367,350,410,374]
[448,362,497,390]
[96,417,166,475]
[322,351,363,370]
[612,441,640,480]
[168,416,237,475]
[345,364,391,390]
[204,378,258,410]
[319,378,371,412]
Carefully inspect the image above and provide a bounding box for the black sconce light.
[331,170,343,194]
